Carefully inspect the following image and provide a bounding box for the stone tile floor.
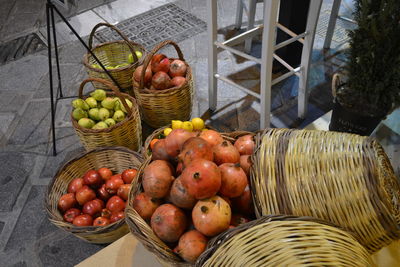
[0,0,353,265]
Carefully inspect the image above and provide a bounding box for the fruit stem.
[200,206,208,213]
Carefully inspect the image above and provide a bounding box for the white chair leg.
[298,0,323,119]
[235,0,244,29]
[260,0,279,129]
[324,0,341,49]
[207,0,218,111]
[244,0,257,53]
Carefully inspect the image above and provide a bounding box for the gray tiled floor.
[0,0,351,266]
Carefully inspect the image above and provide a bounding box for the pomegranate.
[234,135,255,155]
[240,155,251,176]
[169,59,187,77]
[176,162,183,176]
[132,192,162,221]
[169,177,196,209]
[199,130,223,147]
[75,186,96,205]
[192,196,231,236]
[178,137,213,167]
[152,71,172,90]
[133,65,152,86]
[67,178,84,193]
[98,168,113,181]
[180,159,221,199]
[218,163,248,198]
[142,160,174,198]
[231,185,254,216]
[151,54,170,73]
[176,230,207,263]
[213,141,240,165]
[83,170,103,188]
[121,169,137,184]
[151,139,170,161]
[151,204,187,243]
[230,214,250,226]
[171,76,186,88]
[165,129,195,157]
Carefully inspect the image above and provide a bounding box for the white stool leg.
[298,0,323,119]
[207,0,218,111]
[235,0,244,29]
[244,0,257,53]
[260,0,279,129]
[324,0,341,49]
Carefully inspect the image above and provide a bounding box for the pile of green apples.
[72,89,132,129]
[91,51,143,70]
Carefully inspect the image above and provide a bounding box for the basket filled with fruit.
[132,40,194,128]
[71,78,142,151]
[83,22,145,92]
[125,126,256,265]
[45,147,143,244]
[196,215,375,267]
[251,128,400,253]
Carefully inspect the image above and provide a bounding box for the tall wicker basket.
[251,128,400,253]
[71,78,142,151]
[125,130,253,266]
[45,147,143,244]
[196,215,376,267]
[133,40,194,128]
[83,22,145,92]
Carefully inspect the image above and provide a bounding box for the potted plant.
[329,0,400,135]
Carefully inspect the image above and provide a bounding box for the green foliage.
[337,0,400,117]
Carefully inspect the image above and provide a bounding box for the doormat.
[0,33,46,65]
[94,3,207,49]
[315,9,356,44]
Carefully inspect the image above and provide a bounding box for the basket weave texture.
[196,215,376,267]
[251,128,400,253]
[126,130,253,266]
[45,147,143,244]
[71,78,142,152]
[133,40,194,128]
[83,23,145,92]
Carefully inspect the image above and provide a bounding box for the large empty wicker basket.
[196,215,375,267]
[251,128,400,253]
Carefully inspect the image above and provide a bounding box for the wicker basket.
[251,128,400,253]
[83,22,145,92]
[196,215,376,267]
[45,147,143,244]
[71,78,142,151]
[132,40,194,128]
[125,130,253,266]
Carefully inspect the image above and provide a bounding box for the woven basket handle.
[88,22,138,63]
[139,40,185,89]
[78,78,133,116]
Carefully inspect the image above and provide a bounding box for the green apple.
[101,97,116,110]
[78,118,95,128]
[104,118,116,127]
[113,110,126,122]
[92,121,109,129]
[72,108,88,121]
[85,97,98,108]
[90,89,107,101]
[88,108,100,121]
[98,108,110,121]
[72,99,89,110]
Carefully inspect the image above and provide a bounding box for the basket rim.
[45,146,144,234]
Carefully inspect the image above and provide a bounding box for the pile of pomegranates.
[132,129,255,263]
[58,168,137,227]
[133,53,187,90]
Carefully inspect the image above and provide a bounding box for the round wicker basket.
[83,22,145,92]
[125,130,253,266]
[45,147,143,244]
[132,40,194,128]
[196,215,376,267]
[71,78,142,152]
[251,128,400,253]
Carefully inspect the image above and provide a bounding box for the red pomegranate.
[240,155,251,176]
[169,177,197,209]
[218,163,248,198]
[234,135,255,155]
[171,76,186,87]
[178,137,213,167]
[132,192,162,221]
[151,54,169,73]
[169,59,187,77]
[142,160,174,198]
[152,71,171,90]
[213,140,240,165]
[180,159,221,199]
[231,185,254,216]
[151,139,170,161]
[192,196,231,236]
[199,130,224,147]
[133,65,152,86]
[151,204,187,243]
[176,230,208,263]
[165,129,195,157]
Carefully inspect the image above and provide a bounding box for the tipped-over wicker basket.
[133,40,194,128]
[83,22,145,92]
[251,128,400,253]
[71,78,142,152]
[196,215,376,267]
[45,147,143,244]
[125,130,254,266]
